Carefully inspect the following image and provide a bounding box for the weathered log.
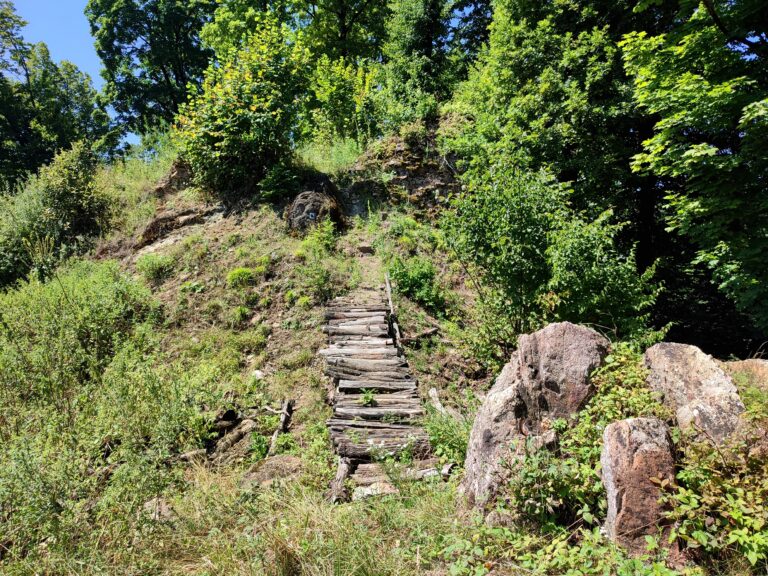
[325,357,407,370]
[324,367,413,381]
[336,390,420,404]
[267,399,295,456]
[327,457,354,503]
[334,405,424,421]
[324,325,389,336]
[337,380,417,392]
[401,327,439,345]
[212,419,257,459]
[328,336,395,345]
[320,347,399,358]
[329,316,387,326]
[325,310,389,320]
[327,418,423,430]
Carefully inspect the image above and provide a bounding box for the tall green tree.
[202,0,388,60]
[444,0,676,224]
[1,1,115,189]
[296,0,389,60]
[86,0,216,132]
[622,0,768,331]
[447,0,492,75]
[377,0,450,128]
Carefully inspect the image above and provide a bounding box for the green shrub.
[309,56,378,145]
[444,163,660,363]
[665,431,768,569]
[135,253,175,285]
[0,260,155,406]
[0,261,216,561]
[175,14,310,200]
[226,267,257,288]
[424,408,472,464]
[0,142,107,288]
[389,255,445,314]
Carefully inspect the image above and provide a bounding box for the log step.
[337,380,417,392]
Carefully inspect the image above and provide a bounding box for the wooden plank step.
[328,336,394,345]
[322,352,399,360]
[326,339,395,347]
[325,310,390,320]
[332,432,430,459]
[334,405,424,421]
[336,390,420,403]
[325,357,407,370]
[324,325,389,336]
[324,368,413,381]
[337,380,417,392]
[320,349,399,360]
[321,346,398,354]
[352,459,441,486]
[326,306,389,313]
[327,419,422,430]
[329,316,387,326]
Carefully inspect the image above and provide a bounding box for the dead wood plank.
[337,380,417,393]
[327,457,354,503]
[320,346,398,356]
[324,325,389,336]
[326,306,388,312]
[325,310,390,320]
[324,367,413,381]
[334,436,431,459]
[329,316,387,326]
[334,405,424,421]
[267,399,295,457]
[327,419,422,430]
[328,337,394,345]
[325,357,407,370]
[336,391,420,404]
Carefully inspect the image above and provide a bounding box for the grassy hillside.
[1,136,767,576]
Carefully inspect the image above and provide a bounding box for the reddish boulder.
[601,417,675,555]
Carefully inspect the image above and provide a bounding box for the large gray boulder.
[644,343,745,443]
[601,417,675,556]
[462,322,610,508]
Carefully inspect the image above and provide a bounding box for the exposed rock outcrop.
[152,158,191,198]
[134,205,224,250]
[601,417,675,555]
[462,322,610,508]
[285,190,341,232]
[644,343,745,443]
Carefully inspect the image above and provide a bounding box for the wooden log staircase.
[321,277,435,501]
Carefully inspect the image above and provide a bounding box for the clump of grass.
[97,134,178,239]
[135,252,176,285]
[227,267,257,288]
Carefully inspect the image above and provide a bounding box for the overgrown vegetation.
[1,0,767,573]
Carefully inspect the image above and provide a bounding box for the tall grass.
[297,137,361,175]
[97,135,178,239]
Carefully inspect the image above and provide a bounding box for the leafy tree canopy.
[86,0,217,132]
[0,1,116,190]
[622,0,768,331]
